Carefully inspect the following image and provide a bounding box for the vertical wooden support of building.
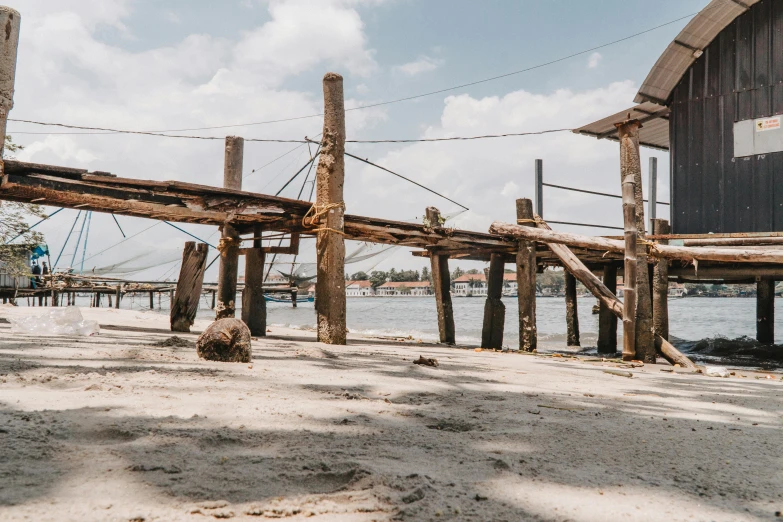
[171,241,209,332]
[620,174,637,361]
[651,219,670,341]
[427,206,456,344]
[314,73,347,345]
[481,253,506,349]
[757,278,775,344]
[616,119,655,362]
[216,135,243,320]
[597,263,618,354]
[115,284,121,309]
[564,272,580,346]
[0,6,20,158]
[516,198,537,352]
[242,224,266,336]
[149,291,154,310]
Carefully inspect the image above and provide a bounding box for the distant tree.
[466,268,480,275]
[0,136,46,276]
[369,271,388,289]
[390,269,419,282]
[351,271,369,281]
[451,266,464,280]
[421,266,431,284]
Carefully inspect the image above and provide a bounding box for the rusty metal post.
[216,136,243,319]
[314,73,347,344]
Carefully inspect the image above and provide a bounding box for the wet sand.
[1,306,782,521]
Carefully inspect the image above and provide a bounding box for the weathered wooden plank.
[171,242,209,332]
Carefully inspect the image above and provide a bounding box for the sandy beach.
[1,305,782,521]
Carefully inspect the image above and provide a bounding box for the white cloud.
[588,52,602,69]
[394,56,442,76]
[500,181,519,197]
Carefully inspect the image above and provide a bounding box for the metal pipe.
[69,212,88,270]
[541,182,669,205]
[649,157,658,231]
[535,159,543,218]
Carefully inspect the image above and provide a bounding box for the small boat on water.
[264,294,314,304]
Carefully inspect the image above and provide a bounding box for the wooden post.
[620,173,637,362]
[652,219,670,341]
[291,287,298,308]
[149,291,154,310]
[427,207,456,344]
[314,73,347,345]
[597,263,618,354]
[242,225,266,336]
[617,119,656,362]
[0,6,20,158]
[565,272,580,346]
[171,242,209,332]
[481,253,506,349]
[211,290,216,310]
[516,198,537,352]
[107,293,112,308]
[757,278,775,344]
[216,135,243,320]
[115,284,121,309]
[488,218,696,368]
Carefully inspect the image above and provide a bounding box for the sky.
[9,0,709,281]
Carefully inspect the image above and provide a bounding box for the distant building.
[345,280,375,297]
[377,281,432,296]
[452,272,517,297]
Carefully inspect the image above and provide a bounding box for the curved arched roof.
[634,0,760,105]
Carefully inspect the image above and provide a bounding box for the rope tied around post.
[516,218,546,226]
[217,235,241,254]
[302,202,347,236]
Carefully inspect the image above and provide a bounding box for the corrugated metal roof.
[572,102,670,150]
[634,0,760,105]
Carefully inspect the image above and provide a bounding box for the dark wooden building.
[575,0,783,235]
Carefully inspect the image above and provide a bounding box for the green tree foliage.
[351,271,369,281]
[369,270,388,289]
[421,266,431,284]
[0,136,46,276]
[389,269,419,282]
[451,266,464,280]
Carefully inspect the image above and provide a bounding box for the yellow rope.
[217,236,241,254]
[516,218,545,225]
[302,202,347,236]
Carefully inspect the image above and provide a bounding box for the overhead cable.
[8,6,709,134]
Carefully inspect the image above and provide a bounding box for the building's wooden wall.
[670,0,783,233]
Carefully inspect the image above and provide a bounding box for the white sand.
[1,305,782,521]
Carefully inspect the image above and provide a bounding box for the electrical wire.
[6,6,714,135]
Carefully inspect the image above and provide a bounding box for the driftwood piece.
[490,218,697,369]
[196,318,252,363]
[620,173,638,361]
[171,242,208,332]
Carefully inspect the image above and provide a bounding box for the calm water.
[27,293,783,367]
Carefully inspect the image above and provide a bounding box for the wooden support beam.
[171,242,209,332]
[757,278,775,345]
[495,216,696,368]
[565,272,580,347]
[516,199,537,352]
[427,207,455,344]
[216,136,243,319]
[620,173,638,361]
[0,6,20,158]
[242,225,266,336]
[315,72,347,345]
[616,119,655,363]
[598,263,618,354]
[652,219,670,341]
[115,284,121,309]
[481,253,506,349]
